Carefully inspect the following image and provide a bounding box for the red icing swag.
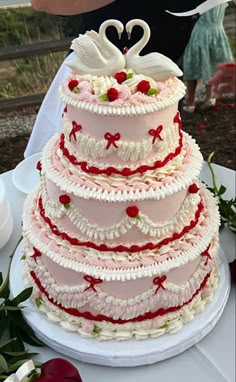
[30,270,211,324]
[59,113,183,177]
[38,196,204,253]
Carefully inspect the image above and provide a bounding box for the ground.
[0,96,235,174]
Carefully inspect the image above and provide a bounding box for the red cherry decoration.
[36,161,42,171]
[59,194,71,205]
[34,358,83,382]
[126,206,139,218]
[68,79,79,91]
[188,183,200,193]
[137,80,150,94]
[114,71,127,84]
[107,87,119,101]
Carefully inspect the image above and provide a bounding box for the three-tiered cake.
[22,19,220,341]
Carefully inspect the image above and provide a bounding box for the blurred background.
[0,1,235,172]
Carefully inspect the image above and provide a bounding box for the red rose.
[107,87,119,101]
[36,161,42,171]
[35,358,83,382]
[59,194,71,205]
[188,183,200,193]
[137,80,151,94]
[68,79,79,91]
[126,206,139,218]
[114,71,127,84]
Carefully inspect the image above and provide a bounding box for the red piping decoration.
[30,270,211,324]
[38,197,204,253]
[104,132,121,150]
[69,121,82,142]
[83,275,103,292]
[59,113,183,176]
[201,244,212,266]
[31,247,42,262]
[153,275,167,293]
[149,125,163,144]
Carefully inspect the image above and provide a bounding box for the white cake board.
[10,242,231,367]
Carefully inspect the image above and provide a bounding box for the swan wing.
[70,34,107,68]
[85,30,111,59]
[131,53,183,81]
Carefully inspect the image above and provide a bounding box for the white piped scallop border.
[41,133,203,202]
[22,185,221,281]
[59,79,186,116]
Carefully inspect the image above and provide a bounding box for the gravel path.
[0,110,36,139]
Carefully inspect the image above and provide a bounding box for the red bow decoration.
[69,121,82,142]
[174,112,182,126]
[149,125,163,144]
[31,247,42,262]
[153,275,167,294]
[104,132,121,150]
[83,275,103,292]
[201,245,212,266]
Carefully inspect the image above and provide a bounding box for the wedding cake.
[22,19,220,341]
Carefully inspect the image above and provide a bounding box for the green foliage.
[0,8,64,47]
[0,7,84,100]
[207,152,236,233]
[0,238,44,381]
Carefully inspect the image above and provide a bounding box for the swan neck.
[128,22,150,56]
[99,21,120,53]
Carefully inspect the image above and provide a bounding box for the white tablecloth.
[0,162,235,382]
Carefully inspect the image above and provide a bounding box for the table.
[0,163,235,382]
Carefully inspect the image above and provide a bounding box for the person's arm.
[209,62,236,98]
[31,0,113,15]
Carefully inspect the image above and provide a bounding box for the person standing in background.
[183,3,234,113]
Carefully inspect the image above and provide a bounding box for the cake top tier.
[59,19,185,116]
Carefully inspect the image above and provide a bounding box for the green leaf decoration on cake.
[147,88,158,96]
[92,325,102,335]
[73,87,80,94]
[160,322,169,330]
[99,93,109,101]
[127,72,134,79]
[35,297,43,309]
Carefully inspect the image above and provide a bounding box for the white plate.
[12,152,42,194]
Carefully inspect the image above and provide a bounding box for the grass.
[0,53,66,99]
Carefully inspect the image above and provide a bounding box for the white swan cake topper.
[67,19,183,81]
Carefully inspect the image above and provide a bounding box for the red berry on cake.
[68,79,79,93]
[114,71,127,84]
[126,206,140,218]
[36,161,42,171]
[137,80,151,94]
[188,183,200,193]
[59,194,71,208]
[107,87,119,101]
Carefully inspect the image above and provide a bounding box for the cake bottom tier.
[23,260,219,341]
